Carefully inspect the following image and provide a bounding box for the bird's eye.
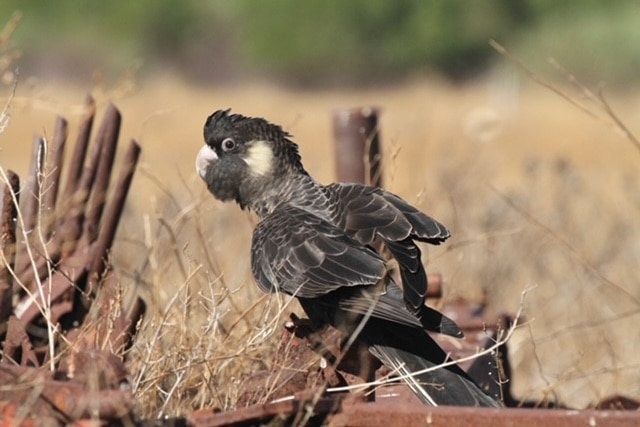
[222,138,236,152]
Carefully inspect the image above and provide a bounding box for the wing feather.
[328,183,450,312]
[251,205,386,298]
[329,183,450,244]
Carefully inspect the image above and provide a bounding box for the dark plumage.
[196,109,500,407]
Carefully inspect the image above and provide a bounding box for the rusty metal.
[332,107,383,187]
[0,170,19,329]
[0,100,145,426]
[81,272,146,355]
[594,395,640,410]
[22,135,46,233]
[13,136,46,278]
[55,95,95,255]
[87,139,140,294]
[243,301,512,410]
[237,314,333,407]
[0,363,133,422]
[16,106,130,296]
[329,400,640,427]
[191,391,640,427]
[16,243,91,324]
[426,273,442,299]
[61,95,95,203]
[1,316,38,366]
[1,401,61,427]
[190,395,343,427]
[84,103,121,241]
[41,116,68,239]
[55,101,115,258]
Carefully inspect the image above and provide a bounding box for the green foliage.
[232,0,530,84]
[516,1,640,85]
[1,0,639,85]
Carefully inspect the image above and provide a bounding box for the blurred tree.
[233,0,532,84]
[1,0,639,86]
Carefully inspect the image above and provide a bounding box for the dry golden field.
[1,73,639,417]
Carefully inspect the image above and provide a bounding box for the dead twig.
[490,39,640,156]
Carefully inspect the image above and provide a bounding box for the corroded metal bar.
[61,94,95,203]
[1,316,38,366]
[15,247,89,324]
[86,273,146,355]
[41,116,68,239]
[17,118,67,288]
[87,140,140,293]
[189,396,343,427]
[13,137,46,280]
[22,135,46,233]
[426,273,442,299]
[0,170,19,327]
[330,400,640,427]
[58,101,114,256]
[84,103,121,241]
[332,107,382,187]
[0,363,133,420]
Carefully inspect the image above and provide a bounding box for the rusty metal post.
[87,140,141,296]
[58,102,117,257]
[13,136,46,280]
[0,171,19,328]
[61,95,95,204]
[332,107,382,187]
[84,103,121,241]
[41,117,68,240]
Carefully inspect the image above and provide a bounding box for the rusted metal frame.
[41,116,68,240]
[13,136,46,281]
[332,107,383,188]
[13,118,69,296]
[0,364,134,421]
[55,95,95,257]
[464,317,513,405]
[16,96,95,290]
[86,139,140,297]
[0,170,19,330]
[84,103,121,243]
[189,394,640,427]
[0,100,144,426]
[17,103,123,306]
[14,242,91,325]
[10,103,138,330]
[1,316,38,366]
[189,395,343,427]
[22,136,46,235]
[57,102,116,259]
[61,95,95,202]
[329,400,640,427]
[16,140,141,325]
[85,271,146,356]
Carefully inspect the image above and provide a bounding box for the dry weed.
[120,174,305,417]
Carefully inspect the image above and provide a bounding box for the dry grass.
[119,185,294,417]
[2,59,639,417]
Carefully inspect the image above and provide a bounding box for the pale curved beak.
[196,145,218,179]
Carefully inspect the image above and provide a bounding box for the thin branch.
[490,39,640,156]
[493,186,639,307]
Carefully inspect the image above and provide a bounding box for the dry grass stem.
[490,39,640,155]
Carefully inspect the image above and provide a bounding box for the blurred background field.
[1,0,639,418]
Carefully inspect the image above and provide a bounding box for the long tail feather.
[362,320,501,407]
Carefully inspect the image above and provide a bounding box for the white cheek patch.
[244,140,274,176]
[196,145,218,179]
